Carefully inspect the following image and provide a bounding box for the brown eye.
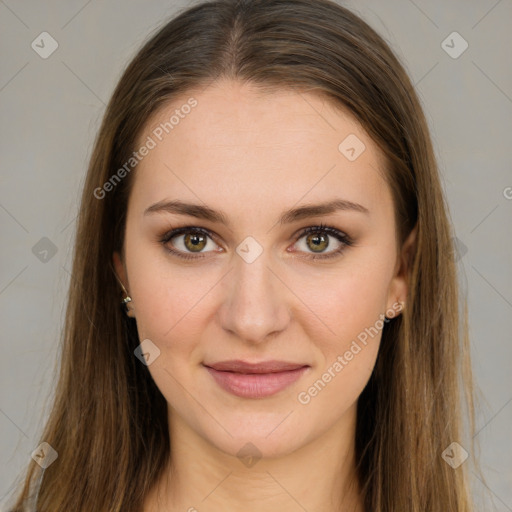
[305,232,329,252]
[292,224,353,261]
[183,231,207,252]
[160,227,222,260]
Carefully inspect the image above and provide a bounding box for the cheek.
[296,274,387,415]
[318,284,383,391]
[302,262,391,347]
[296,265,390,402]
[127,255,211,409]
[125,235,213,340]
[295,338,379,431]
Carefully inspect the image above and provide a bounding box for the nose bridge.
[218,245,291,343]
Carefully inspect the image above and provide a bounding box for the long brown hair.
[7,0,482,510]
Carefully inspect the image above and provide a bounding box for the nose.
[217,249,291,344]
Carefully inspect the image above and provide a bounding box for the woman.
[8,0,481,510]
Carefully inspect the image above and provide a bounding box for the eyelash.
[159,222,353,261]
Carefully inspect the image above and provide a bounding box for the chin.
[197,413,312,462]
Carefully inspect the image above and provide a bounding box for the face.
[114,79,413,459]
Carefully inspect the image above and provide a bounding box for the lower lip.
[204,366,309,399]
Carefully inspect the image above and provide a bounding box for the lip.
[203,360,310,398]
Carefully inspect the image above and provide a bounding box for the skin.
[113,79,416,512]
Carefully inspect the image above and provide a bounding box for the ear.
[386,224,417,314]
[113,251,135,318]
[113,251,127,288]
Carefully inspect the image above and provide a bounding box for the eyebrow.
[143,198,369,226]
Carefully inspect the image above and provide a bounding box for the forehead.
[129,79,392,221]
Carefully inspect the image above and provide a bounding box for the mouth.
[202,360,310,398]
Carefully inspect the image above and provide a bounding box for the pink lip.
[203,360,310,398]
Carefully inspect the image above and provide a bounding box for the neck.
[145,402,364,512]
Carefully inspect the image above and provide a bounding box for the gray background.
[0,0,511,510]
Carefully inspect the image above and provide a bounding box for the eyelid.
[159,226,223,259]
[159,223,353,260]
[289,223,352,260]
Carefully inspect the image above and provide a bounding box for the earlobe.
[112,251,135,318]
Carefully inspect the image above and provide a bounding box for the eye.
[160,227,221,260]
[291,223,353,260]
[159,223,353,261]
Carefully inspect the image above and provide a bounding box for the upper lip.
[203,360,309,374]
